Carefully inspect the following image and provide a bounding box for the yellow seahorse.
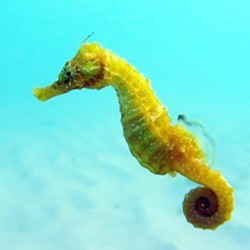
[33,42,234,230]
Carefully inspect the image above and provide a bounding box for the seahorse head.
[33,43,108,101]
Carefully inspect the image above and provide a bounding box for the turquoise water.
[1,1,250,249]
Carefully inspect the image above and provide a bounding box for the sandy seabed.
[0,112,249,250]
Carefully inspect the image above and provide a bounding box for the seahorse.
[33,42,234,230]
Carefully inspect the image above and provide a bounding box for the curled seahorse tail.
[176,160,234,230]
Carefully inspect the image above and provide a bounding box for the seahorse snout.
[33,80,68,101]
[33,87,49,101]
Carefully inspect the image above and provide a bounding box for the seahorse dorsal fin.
[177,114,216,166]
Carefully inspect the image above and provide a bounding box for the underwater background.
[1,0,250,249]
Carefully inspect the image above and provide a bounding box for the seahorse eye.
[59,64,74,84]
[63,70,72,83]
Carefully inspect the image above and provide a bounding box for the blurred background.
[0,0,250,249]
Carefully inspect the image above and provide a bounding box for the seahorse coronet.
[33,42,234,229]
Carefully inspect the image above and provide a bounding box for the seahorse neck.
[101,50,170,126]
